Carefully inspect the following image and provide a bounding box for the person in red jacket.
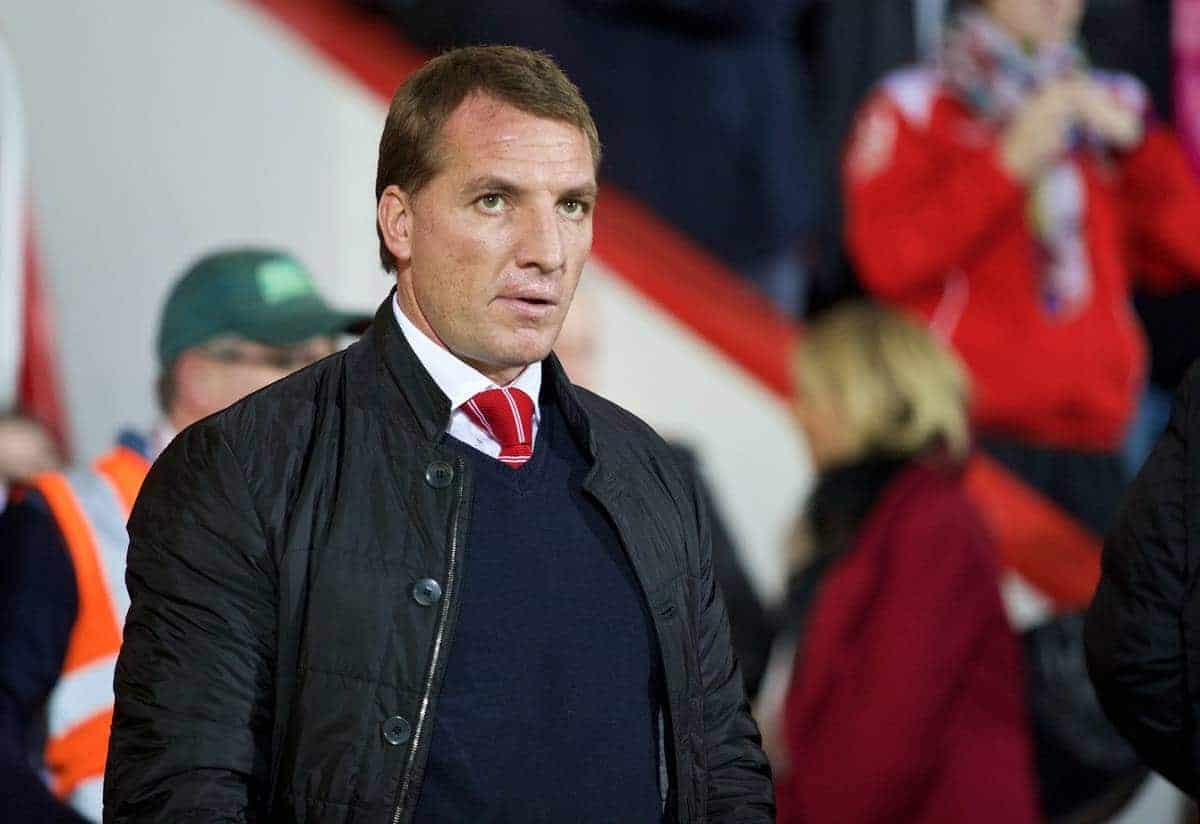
[774,302,1038,823]
[844,0,1200,538]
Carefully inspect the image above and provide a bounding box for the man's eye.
[560,199,589,218]
[478,194,504,212]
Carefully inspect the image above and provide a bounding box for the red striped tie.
[461,387,535,469]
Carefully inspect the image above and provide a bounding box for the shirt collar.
[392,295,542,420]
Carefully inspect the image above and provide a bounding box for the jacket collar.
[370,291,598,463]
[373,293,451,442]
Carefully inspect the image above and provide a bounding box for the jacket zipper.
[392,456,467,824]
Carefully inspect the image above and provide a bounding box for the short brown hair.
[375,45,601,272]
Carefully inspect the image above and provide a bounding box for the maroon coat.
[776,462,1038,823]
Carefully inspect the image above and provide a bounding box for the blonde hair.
[794,302,971,463]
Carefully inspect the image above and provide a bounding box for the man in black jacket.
[1086,359,1200,797]
[103,45,773,823]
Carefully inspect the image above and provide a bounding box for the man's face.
[180,335,338,422]
[0,417,61,483]
[383,94,597,383]
[985,0,1085,47]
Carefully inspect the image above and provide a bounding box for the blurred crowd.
[5,0,1200,821]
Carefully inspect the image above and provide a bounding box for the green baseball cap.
[157,248,368,367]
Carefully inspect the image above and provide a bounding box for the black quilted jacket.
[1087,360,1200,797]
[103,297,774,823]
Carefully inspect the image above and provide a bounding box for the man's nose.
[514,205,565,274]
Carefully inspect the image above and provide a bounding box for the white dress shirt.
[393,296,541,459]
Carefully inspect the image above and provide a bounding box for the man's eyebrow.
[561,182,598,200]
[462,175,522,195]
[461,175,598,200]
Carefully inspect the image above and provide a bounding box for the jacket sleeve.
[668,443,773,700]
[1085,363,1200,796]
[1121,124,1200,292]
[103,423,276,823]
[688,468,776,821]
[843,90,1025,301]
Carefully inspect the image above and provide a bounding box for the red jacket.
[776,463,1038,823]
[845,67,1200,451]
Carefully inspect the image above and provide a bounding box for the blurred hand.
[999,79,1079,182]
[1074,79,1143,150]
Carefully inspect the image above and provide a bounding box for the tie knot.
[462,387,535,457]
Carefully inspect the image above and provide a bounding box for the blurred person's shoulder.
[872,460,993,557]
[876,65,946,129]
[847,66,953,179]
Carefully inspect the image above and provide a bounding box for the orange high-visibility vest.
[31,445,150,821]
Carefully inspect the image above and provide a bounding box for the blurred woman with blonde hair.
[773,302,1038,823]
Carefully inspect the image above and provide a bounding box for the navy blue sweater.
[412,392,665,822]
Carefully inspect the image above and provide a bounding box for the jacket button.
[382,715,411,746]
[412,578,443,607]
[425,460,454,489]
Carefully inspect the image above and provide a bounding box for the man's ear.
[378,184,415,267]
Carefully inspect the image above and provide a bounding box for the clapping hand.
[999,75,1144,182]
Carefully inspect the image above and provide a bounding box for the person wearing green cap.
[154,248,364,439]
[0,247,364,823]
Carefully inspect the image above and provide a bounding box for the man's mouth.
[497,294,557,316]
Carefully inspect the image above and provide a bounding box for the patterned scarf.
[940,11,1093,320]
